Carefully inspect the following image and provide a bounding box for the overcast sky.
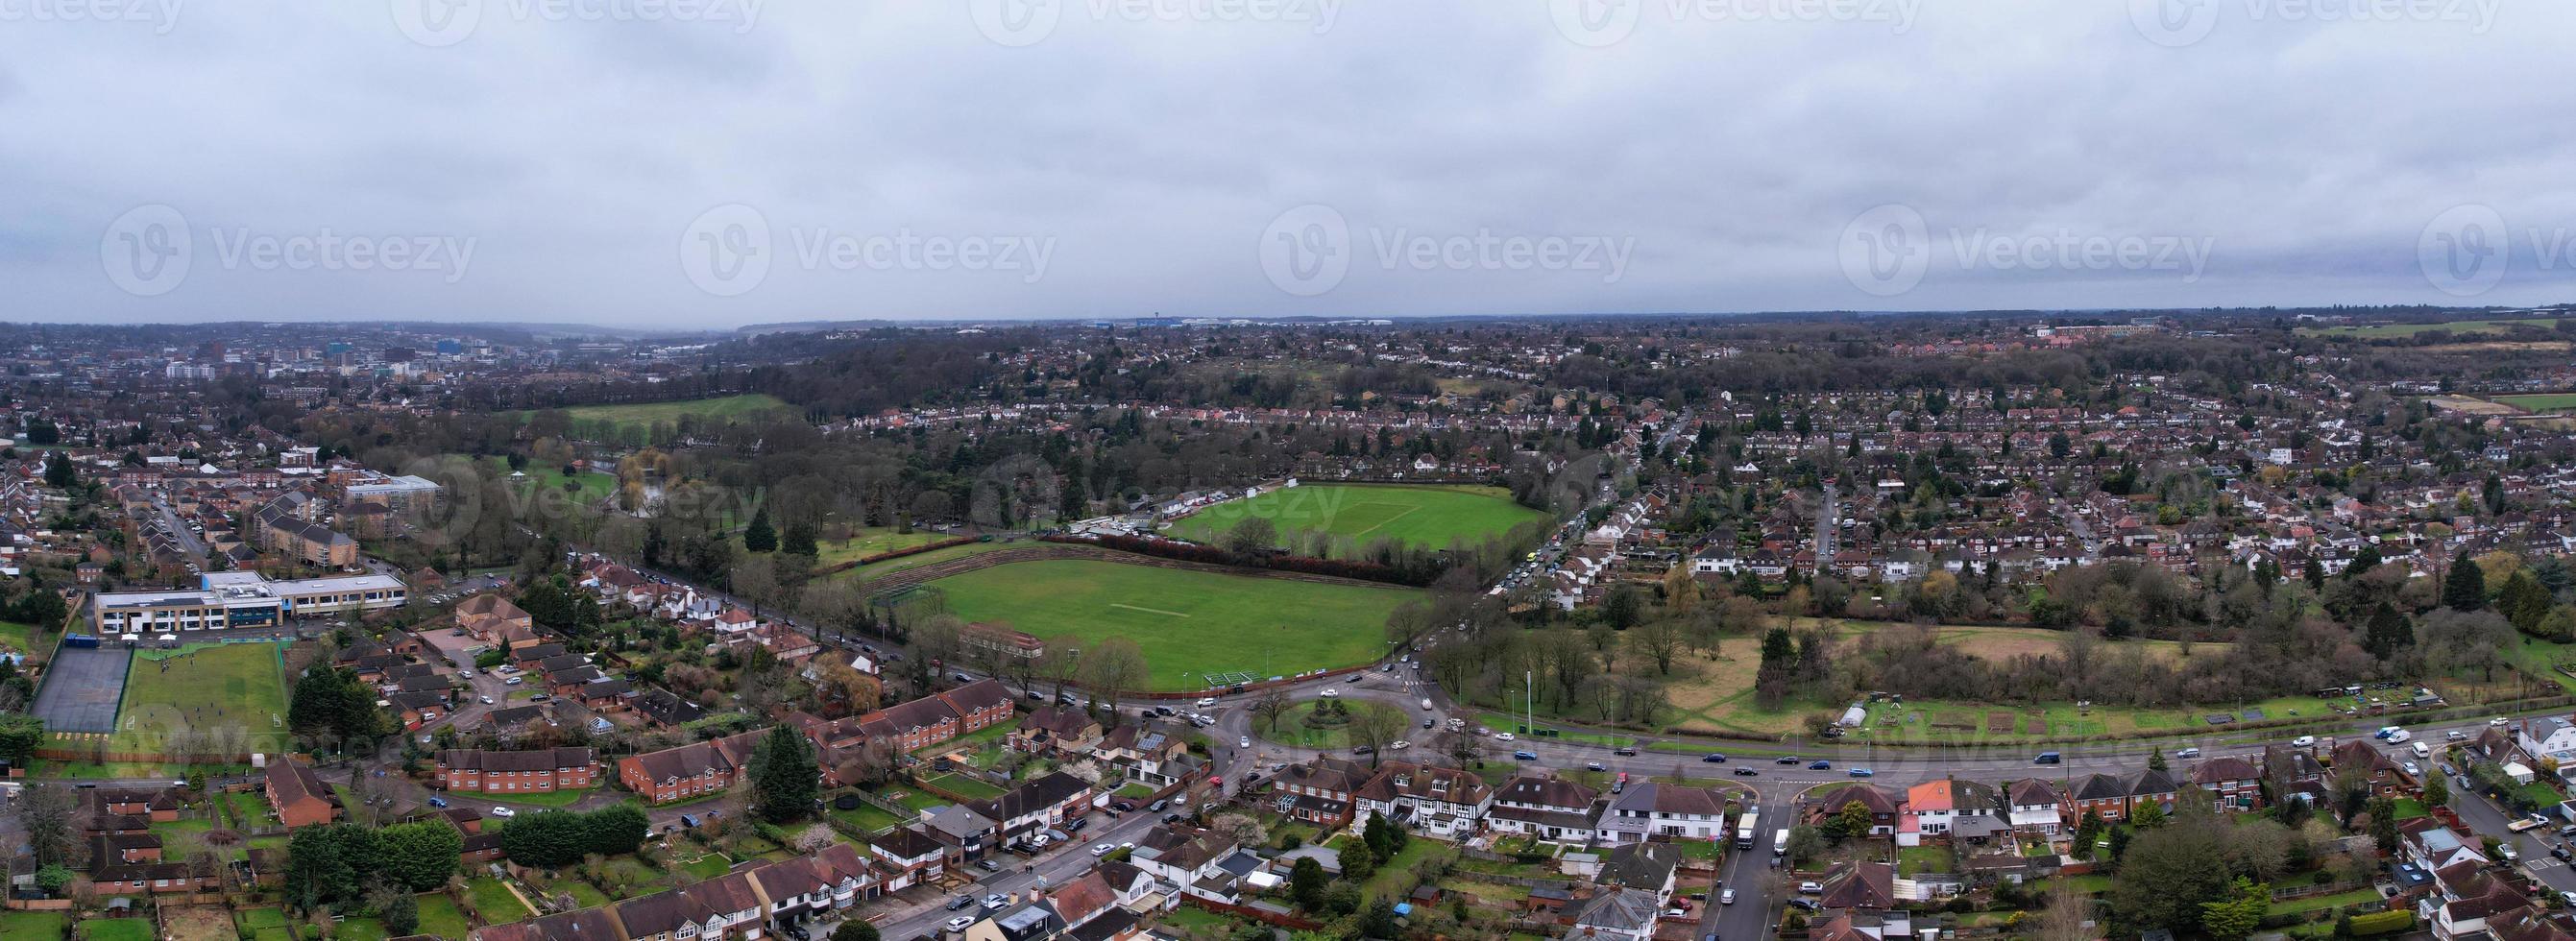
[4,0,2571,328]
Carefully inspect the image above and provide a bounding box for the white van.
[2412,740,2431,759]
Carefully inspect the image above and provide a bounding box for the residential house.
[437,747,600,794]
[264,760,343,829]
[1487,775,1601,842]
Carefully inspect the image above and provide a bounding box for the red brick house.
[2189,756,2264,809]
[438,747,600,794]
[264,760,343,829]
[616,730,765,804]
[937,678,1017,736]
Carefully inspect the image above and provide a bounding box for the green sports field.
[116,642,292,753]
[2495,393,2576,412]
[1164,484,1547,555]
[2298,317,2564,338]
[920,559,1422,689]
[512,394,797,440]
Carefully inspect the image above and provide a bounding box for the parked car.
[489,807,517,818]
[945,917,975,932]
[1720,889,1737,905]
[1091,843,1114,857]
[1587,761,1608,772]
[976,859,1001,872]
[426,796,448,808]
[947,896,975,911]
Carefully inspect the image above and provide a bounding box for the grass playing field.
[920,559,1422,689]
[809,527,951,567]
[2494,393,2576,412]
[116,642,292,753]
[1164,484,1547,555]
[513,394,796,440]
[2298,317,2564,338]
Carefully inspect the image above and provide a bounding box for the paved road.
[2445,766,2576,897]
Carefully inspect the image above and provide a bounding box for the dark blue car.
[1809,760,1832,770]
[1700,753,1728,762]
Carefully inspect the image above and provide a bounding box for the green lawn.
[497,461,620,502]
[78,920,154,941]
[919,770,1008,801]
[413,895,471,940]
[1477,711,1640,748]
[836,540,1019,585]
[683,854,736,879]
[1900,845,1956,876]
[236,907,292,933]
[117,641,292,753]
[480,786,595,808]
[0,911,66,941]
[1252,698,1410,750]
[1164,483,1548,555]
[2299,318,2564,338]
[2496,394,2576,412]
[918,558,1422,689]
[0,619,38,655]
[512,394,797,440]
[814,527,951,567]
[831,799,908,833]
[468,876,533,924]
[1362,840,1443,901]
[332,917,387,941]
[2268,887,2387,915]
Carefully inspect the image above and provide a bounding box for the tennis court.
[31,644,132,735]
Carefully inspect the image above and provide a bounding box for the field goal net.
[1204,670,1258,687]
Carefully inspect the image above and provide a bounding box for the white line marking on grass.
[1337,501,1422,539]
[1108,603,1190,617]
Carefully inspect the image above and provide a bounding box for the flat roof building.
[95,571,406,634]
